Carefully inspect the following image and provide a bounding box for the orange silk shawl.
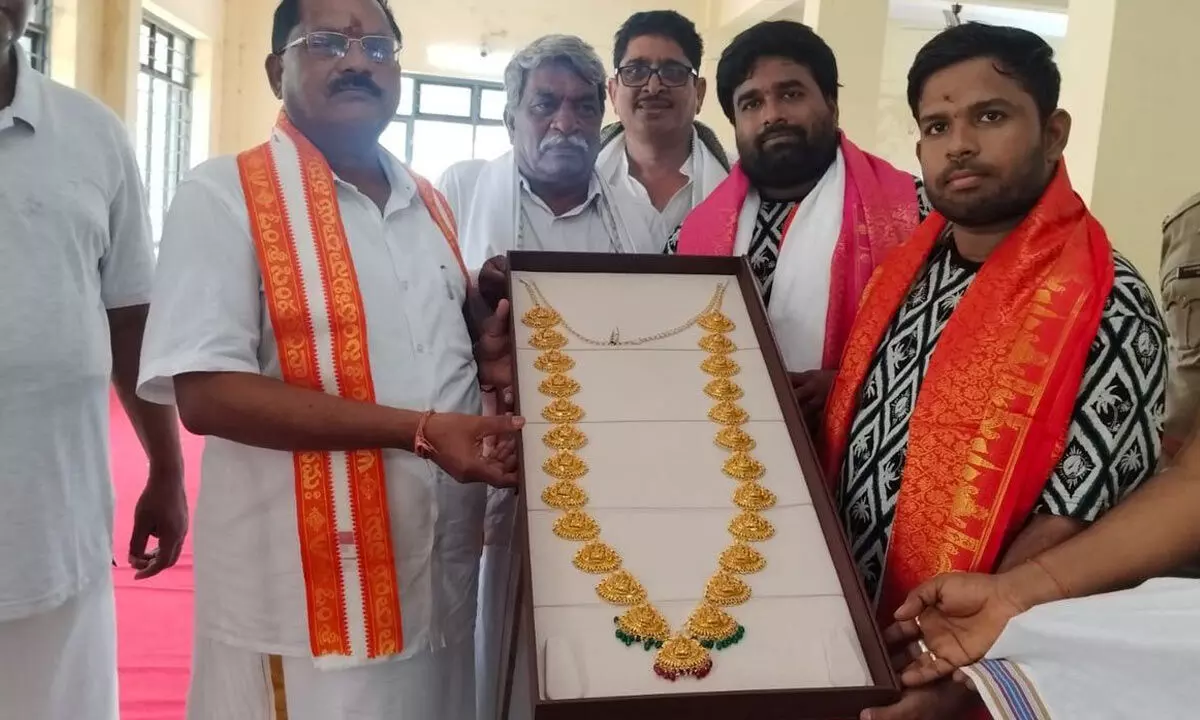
[236,112,465,660]
[822,164,1114,621]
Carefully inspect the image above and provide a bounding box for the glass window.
[398,76,414,116]
[391,75,510,178]
[410,121,474,180]
[418,83,472,117]
[479,89,507,121]
[136,16,194,252]
[379,122,409,163]
[474,125,511,162]
[22,0,51,73]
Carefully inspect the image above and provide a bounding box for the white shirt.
[441,152,665,271]
[0,48,155,621]
[596,128,729,240]
[605,148,695,236]
[137,152,486,657]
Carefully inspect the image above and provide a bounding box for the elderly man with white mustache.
[437,33,663,720]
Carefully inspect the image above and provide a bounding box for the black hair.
[612,11,704,70]
[271,0,402,54]
[715,20,838,121]
[907,23,1060,123]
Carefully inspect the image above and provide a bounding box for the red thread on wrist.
[414,410,438,459]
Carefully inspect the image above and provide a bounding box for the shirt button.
[401,281,410,291]
[416,344,425,353]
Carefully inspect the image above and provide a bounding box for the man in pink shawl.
[670,21,928,428]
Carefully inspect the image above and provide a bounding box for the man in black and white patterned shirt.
[669,21,928,431]
[823,24,1165,720]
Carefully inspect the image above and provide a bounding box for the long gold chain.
[519,279,724,347]
[521,280,776,681]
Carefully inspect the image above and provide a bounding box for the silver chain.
[520,279,728,347]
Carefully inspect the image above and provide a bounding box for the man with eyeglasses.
[137,1,526,718]
[596,10,730,243]
[673,21,929,431]
[0,1,187,718]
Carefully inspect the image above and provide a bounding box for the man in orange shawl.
[671,21,927,429]
[820,24,1167,720]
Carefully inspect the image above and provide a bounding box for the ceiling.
[889,0,1069,36]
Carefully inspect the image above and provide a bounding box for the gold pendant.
[574,540,622,573]
[596,569,648,605]
[530,327,567,350]
[733,481,776,511]
[701,354,740,377]
[698,333,737,354]
[616,603,671,646]
[729,510,775,542]
[538,373,580,398]
[714,425,756,452]
[541,398,584,423]
[541,479,587,510]
[522,305,561,329]
[719,541,766,574]
[553,509,600,541]
[653,635,713,680]
[722,451,765,480]
[698,311,735,334]
[685,602,743,646]
[705,571,751,606]
[704,377,744,402]
[708,401,749,426]
[542,450,587,480]
[534,349,575,373]
[542,424,586,451]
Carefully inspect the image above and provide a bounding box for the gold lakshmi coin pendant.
[653,635,713,681]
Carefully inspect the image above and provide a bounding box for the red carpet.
[110,395,201,720]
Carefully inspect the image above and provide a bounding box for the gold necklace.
[521,280,724,347]
[521,280,776,681]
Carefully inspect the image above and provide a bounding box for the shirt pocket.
[1162,264,1200,351]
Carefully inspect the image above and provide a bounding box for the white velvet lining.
[511,270,871,699]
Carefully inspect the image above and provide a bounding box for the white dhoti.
[476,489,521,720]
[0,571,118,720]
[962,578,1200,720]
[187,634,475,720]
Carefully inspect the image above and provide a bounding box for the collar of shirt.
[1,46,42,131]
[328,147,418,216]
[517,171,601,219]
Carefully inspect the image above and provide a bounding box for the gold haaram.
[520,279,775,682]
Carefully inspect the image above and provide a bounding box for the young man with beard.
[672,20,929,428]
[596,10,730,242]
[818,23,1166,720]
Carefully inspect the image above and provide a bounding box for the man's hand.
[128,466,189,580]
[861,681,974,720]
[476,299,514,390]
[424,412,524,488]
[886,572,1029,687]
[788,369,836,430]
[478,255,509,311]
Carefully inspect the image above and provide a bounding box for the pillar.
[799,0,890,151]
[1060,0,1200,282]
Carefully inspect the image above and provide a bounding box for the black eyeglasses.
[279,31,401,65]
[615,61,696,88]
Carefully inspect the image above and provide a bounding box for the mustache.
[329,73,382,97]
[538,133,590,152]
[756,125,809,147]
[635,92,672,107]
[939,160,994,184]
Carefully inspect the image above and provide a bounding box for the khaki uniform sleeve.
[1160,192,1200,462]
